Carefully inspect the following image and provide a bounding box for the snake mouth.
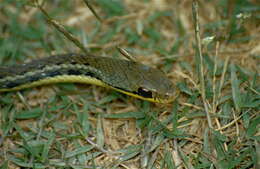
[159,92,176,103]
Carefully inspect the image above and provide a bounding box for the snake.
[0,53,175,103]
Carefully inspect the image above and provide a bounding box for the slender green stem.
[192,0,212,128]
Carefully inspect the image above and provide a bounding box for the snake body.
[0,53,174,103]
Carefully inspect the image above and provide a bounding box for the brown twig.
[82,0,103,22]
[35,0,89,54]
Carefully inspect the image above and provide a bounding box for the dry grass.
[0,0,259,168]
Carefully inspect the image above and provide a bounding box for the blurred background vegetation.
[0,0,259,168]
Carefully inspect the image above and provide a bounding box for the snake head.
[128,63,175,103]
[135,79,175,103]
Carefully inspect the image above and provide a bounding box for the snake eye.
[137,87,153,98]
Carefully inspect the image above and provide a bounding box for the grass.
[0,0,259,168]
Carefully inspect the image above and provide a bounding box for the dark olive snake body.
[0,53,174,103]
